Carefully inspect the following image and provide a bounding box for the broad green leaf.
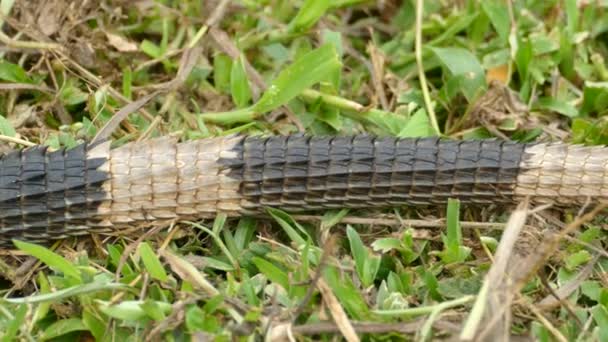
[200,256,234,271]
[186,306,218,333]
[140,300,168,321]
[564,250,592,270]
[0,0,16,26]
[230,55,252,108]
[437,277,481,299]
[534,97,579,118]
[140,39,162,58]
[59,79,88,106]
[253,44,341,113]
[372,238,402,253]
[387,271,411,295]
[565,0,579,34]
[288,0,331,33]
[213,53,233,93]
[320,208,349,230]
[262,43,290,65]
[360,108,410,135]
[0,61,31,83]
[13,240,81,281]
[397,108,435,138]
[316,107,342,130]
[347,225,379,286]
[40,318,87,341]
[97,300,171,321]
[138,242,168,282]
[203,295,224,314]
[515,38,533,99]
[251,256,289,290]
[571,118,608,145]
[468,7,491,44]
[321,29,343,90]
[591,305,608,342]
[481,0,510,43]
[82,308,106,341]
[581,281,602,302]
[559,30,576,80]
[430,47,486,102]
[347,226,366,280]
[480,236,498,252]
[234,218,256,251]
[363,256,381,286]
[107,244,134,276]
[0,115,16,137]
[531,322,551,342]
[205,47,342,124]
[578,226,601,245]
[581,82,608,115]
[322,266,370,319]
[428,13,478,47]
[420,268,442,301]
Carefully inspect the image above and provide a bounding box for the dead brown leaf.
[37,0,65,36]
[105,32,138,52]
[317,278,359,342]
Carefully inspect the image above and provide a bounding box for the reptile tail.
[1,135,607,246]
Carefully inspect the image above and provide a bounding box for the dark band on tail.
[223,135,527,211]
[0,143,110,244]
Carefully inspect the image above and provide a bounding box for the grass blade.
[13,240,81,281]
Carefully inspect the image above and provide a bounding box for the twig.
[92,90,161,145]
[289,320,459,335]
[91,46,203,144]
[290,214,515,231]
[461,200,529,341]
[0,31,61,50]
[0,135,36,147]
[317,278,359,342]
[526,300,568,342]
[205,0,232,27]
[415,0,440,135]
[291,236,336,320]
[0,83,54,93]
[55,51,155,123]
[535,255,600,310]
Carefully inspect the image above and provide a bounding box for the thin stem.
[0,135,36,147]
[373,295,475,317]
[415,0,440,135]
[0,31,61,50]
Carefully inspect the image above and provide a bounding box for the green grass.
[0,0,607,340]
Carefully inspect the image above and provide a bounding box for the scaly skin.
[1,134,606,247]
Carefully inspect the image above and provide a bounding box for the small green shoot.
[347,225,381,287]
[439,199,471,264]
